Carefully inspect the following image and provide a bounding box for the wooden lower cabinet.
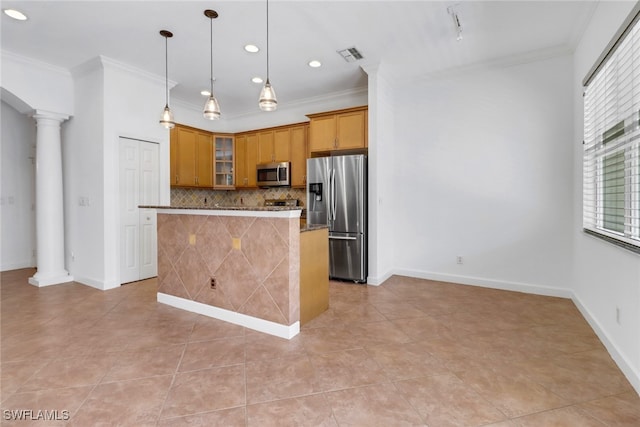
[300,227,329,325]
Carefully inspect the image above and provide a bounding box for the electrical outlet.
[456,256,463,264]
[210,277,216,289]
[616,307,621,325]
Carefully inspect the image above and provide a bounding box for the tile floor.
[1,268,639,426]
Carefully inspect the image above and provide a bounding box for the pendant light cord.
[210,15,214,93]
[165,35,169,106]
[266,0,270,81]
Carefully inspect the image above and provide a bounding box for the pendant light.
[159,30,175,129]
[203,9,221,120]
[259,0,277,111]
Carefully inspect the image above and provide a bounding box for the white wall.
[572,1,640,394]
[392,54,575,296]
[1,51,73,116]
[1,102,36,270]
[364,64,395,284]
[64,57,170,290]
[63,60,106,287]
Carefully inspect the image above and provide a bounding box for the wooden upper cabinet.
[235,133,258,188]
[173,126,197,187]
[257,130,275,164]
[169,124,217,188]
[307,106,367,153]
[273,128,291,162]
[290,124,308,187]
[196,132,213,187]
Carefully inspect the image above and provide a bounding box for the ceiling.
[1,1,597,119]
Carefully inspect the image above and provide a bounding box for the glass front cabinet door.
[214,135,234,189]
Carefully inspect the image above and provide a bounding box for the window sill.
[583,228,640,255]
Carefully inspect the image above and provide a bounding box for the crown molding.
[1,49,71,77]
[71,55,176,88]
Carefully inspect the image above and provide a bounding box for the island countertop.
[141,205,302,218]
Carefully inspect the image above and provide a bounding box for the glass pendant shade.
[159,104,175,129]
[203,93,221,120]
[259,79,277,111]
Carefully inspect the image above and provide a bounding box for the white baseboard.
[392,268,573,298]
[157,292,300,340]
[72,275,119,291]
[366,269,394,286]
[572,295,640,396]
[1,261,35,272]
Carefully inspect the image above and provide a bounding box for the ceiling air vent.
[337,47,364,62]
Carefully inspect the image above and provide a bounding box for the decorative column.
[28,110,73,287]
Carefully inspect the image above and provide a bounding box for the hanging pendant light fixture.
[259,0,277,111]
[159,30,175,129]
[203,9,221,120]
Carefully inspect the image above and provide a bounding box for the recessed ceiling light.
[244,44,259,53]
[4,9,27,21]
[201,90,211,96]
[251,77,263,84]
[308,60,322,68]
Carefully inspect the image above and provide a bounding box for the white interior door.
[119,137,159,284]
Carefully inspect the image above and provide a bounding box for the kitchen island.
[150,205,327,339]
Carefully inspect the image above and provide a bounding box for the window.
[583,7,640,253]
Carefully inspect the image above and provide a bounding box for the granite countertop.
[140,205,303,212]
[300,224,329,233]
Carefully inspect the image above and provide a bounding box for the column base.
[29,271,74,287]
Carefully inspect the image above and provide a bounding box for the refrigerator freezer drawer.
[329,233,366,283]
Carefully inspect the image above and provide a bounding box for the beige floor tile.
[508,406,607,426]
[455,368,567,418]
[178,337,245,372]
[300,326,362,354]
[245,354,321,404]
[395,373,506,427]
[157,407,246,427]
[1,386,92,426]
[246,394,337,427]
[101,344,185,382]
[2,269,637,427]
[17,354,117,392]
[161,365,245,419]
[71,375,173,426]
[365,341,449,381]
[578,392,640,426]
[244,333,306,362]
[325,383,425,426]
[308,349,388,392]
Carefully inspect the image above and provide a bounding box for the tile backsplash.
[171,187,306,208]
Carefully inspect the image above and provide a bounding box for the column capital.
[30,109,70,123]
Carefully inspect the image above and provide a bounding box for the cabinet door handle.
[175,175,179,184]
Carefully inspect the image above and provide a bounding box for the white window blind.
[583,11,640,253]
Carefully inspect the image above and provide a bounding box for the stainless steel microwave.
[256,162,291,187]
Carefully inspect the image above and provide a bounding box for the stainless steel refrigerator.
[306,154,367,283]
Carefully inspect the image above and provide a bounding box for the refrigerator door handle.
[329,235,358,241]
[331,168,336,221]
